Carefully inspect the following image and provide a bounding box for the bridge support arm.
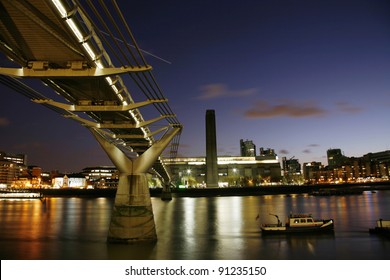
[134,126,182,174]
[89,128,133,173]
[33,98,167,112]
[0,65,152,78]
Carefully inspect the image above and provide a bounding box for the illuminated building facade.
[303,162,324,184]
[52,175,87,188]
[82,166,118,180]
[0,160,26,188]
[282,157,301,175]
[165,156,282,188]
[0,151,27,187]
[0,151,27,165]
[303,149,390,183]
[361,150,390,179]
[82,166,119,188]
[281,156,303,184]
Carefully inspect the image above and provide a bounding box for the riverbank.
[26,181,390,198]
[167,183,390,197]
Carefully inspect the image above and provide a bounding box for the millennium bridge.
[0,0,182,242]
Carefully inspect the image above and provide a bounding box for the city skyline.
[1,0,390,172]
[2,144,389,174]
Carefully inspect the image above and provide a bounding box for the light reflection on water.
[0,191,389,260]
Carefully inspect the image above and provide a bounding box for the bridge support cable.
[79,0,181,126]
[90,125,181,242]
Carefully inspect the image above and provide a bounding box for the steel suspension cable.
[98,0,141,67]
[109,0,181,121]
[77,0,125,67]
[84,0,164,104]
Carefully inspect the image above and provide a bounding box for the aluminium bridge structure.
[0,0,182,243]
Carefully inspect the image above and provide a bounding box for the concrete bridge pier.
[161,183,173,201]
[89,126,181,243]
[108,173,156,242]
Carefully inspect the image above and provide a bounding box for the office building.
[0,151,27,187]
[327,148,347,167]
[240,139,256,157]
[0,151,27,165]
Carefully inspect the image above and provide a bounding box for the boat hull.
[369,227,390,235]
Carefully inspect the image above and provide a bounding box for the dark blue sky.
[1,0,390,172]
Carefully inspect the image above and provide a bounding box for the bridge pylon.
[90,125,181,243]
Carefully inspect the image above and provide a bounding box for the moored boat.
[0,190,44,199]
[260,213,334,234]
[311,188,363,196]
[369,219,390,236]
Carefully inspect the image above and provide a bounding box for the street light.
[232,168,238,186]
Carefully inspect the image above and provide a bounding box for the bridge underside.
[0,0,182,242]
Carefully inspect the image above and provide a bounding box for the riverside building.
[0,151,27,187]
[164,155,282,188]
[303,149,390,183]
[240,139,256,157]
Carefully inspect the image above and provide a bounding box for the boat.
[311,188,363,196]
[0,190,44,199]
[369,219,390,236]
[260,213,334,234]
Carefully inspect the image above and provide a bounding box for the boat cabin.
[376,219,390,228]
[287,214,323,227]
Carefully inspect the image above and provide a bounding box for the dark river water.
[1,190,389,260]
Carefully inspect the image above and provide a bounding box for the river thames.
[0,189,389,260]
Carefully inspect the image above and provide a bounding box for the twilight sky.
[1,0,390,172]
